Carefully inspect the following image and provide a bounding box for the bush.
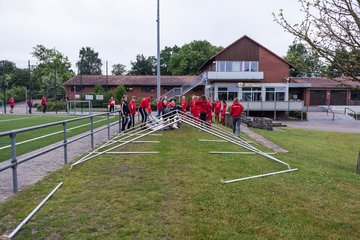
[289,111,307,120]
[36,100,66,112]
[7,86,27,102]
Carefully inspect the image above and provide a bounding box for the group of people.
[110,94,244,137]
[6,96,47,114]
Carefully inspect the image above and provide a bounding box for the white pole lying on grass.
[209,151,276,155]
[7,182,63,239]
[222,169,298,184]
[103,152,159,154]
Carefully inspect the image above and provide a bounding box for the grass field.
[0,124,360,239]
[0,114,120,163]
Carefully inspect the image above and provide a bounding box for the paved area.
[278,119,360,133]
[242,125,288,153]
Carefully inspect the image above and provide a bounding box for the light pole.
[156,0,161,100]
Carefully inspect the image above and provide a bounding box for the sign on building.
[96,95,104,100]
[85,95,94,100]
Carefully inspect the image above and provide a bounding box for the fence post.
[10,132,18,193]
[63,122,68,164]
[107,113,110,140]
[90,116,94,149]
[119,111,122,134]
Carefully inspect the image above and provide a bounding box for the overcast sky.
[0,0,304,73]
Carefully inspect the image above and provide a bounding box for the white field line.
[0,116,41,123]
[0,117,113,150]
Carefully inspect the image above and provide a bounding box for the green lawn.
[0,114,120,162]
[0,125,360,239]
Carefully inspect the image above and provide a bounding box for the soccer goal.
[67,100,93,115]
[0,100,4,114]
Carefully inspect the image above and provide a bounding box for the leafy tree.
[159,46,180,75]
[93,84,105,94]
[168,40,223,75]
[114,85,126,102]
[284,43,324,77]
[76,47,102,75]
[273,0,360,81]
[112,63,127,75]
[129,54,156,75]
[32,45,74,97]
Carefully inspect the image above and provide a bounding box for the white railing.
[207,71,264,80]
[161,76,205,100]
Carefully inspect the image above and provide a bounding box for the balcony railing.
[207,71,264,80]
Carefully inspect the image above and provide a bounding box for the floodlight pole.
[156,0,161,100]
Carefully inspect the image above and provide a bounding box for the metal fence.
[0,111,122,193]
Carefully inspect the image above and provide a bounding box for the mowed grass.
[0,114,120,162]
[0,125,360,239]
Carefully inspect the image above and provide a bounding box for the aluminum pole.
[156,0,161,100]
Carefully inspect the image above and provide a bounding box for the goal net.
[67,100,93,115]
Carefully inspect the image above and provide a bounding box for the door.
[330,90,346,105]
[310,90,326,105]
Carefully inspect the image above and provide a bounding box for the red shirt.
[9,98,15,107]
[157,99,163,110]
[140,97,150,109]
[41,97,47,105]
[195,99,207,113]
[189,100,195,113]
[129,100,136,115]
[221,102,227,116]
[214,101,221,114]
[230,102,243,117]
[109,98,115,106]
[181,99,187,112]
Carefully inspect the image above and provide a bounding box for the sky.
[0,0,305,73]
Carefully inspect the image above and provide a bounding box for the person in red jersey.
[213,98,221,123]
[128,96,137,129]
[230,97,244,138]
[180,95,187,112]
[156,97,163,117]
[221,99,227,125]
[206,97,213,126]
[139,96,152,128]
[108,97,115,112]
[9,97,15,113]
[189,95,196,117]
[41,96,47,113]
[195,95,208,123]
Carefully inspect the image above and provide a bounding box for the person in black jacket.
[121,95,130,131]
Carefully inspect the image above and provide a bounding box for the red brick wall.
[259,47,290,83]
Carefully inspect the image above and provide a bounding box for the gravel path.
[0,122,120,203]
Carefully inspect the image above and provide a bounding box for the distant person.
[139,96,152,128]
[206,97,213,126]
[109,97,115,112]
[9,97,15,113]
[213,98,221,123]
[195,95,208,123]
[128,96,137,129]
[221,99,227,125]
[27,98,33,114]
[156,97,163,117]
[41,96,47,113]
[230,97,244,138]
[180,95,187,112]
[121,95,129,131]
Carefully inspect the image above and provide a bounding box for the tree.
[112,63,127,75]
[129,54,156,75]
[284,43,324,77]
[273,0,360,81]
[76,47,102,75]
[168,40,223,75]
[159,45,180,75]
[114,85,126,102]
[32,45,74,98]
[93,84,105,94]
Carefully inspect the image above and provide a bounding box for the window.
[351,90,360,101]
[217,61,226,72]
[214,61,258,72]
[217,87,238,101]
[244,62,250,72]
[265,87,285,101]
[142,87,155,93]
[71,86,84,92]
[242,87,262,101]
[250,61,258,72]
[126,86,133,92]
[226,61,233,72]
